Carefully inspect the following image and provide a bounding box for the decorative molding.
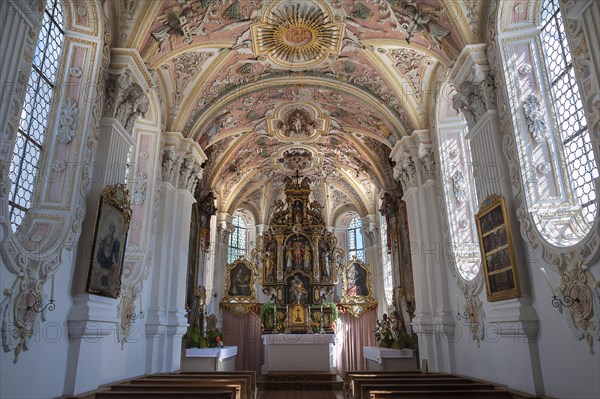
[103,70,149,133]
[522,94,547,143]
[131,172,148,205]
[452,68,497,129]
[161,149,180,186]
[57,99,78,144]
[178,158,203,194]
[393,153,417,193]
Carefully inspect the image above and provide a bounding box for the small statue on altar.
[303,247,311,270]
[265,252,274,276]
[290,276,308,304]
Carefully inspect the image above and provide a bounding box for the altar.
[181,346,238,372]
[261,334,335,374]
[363,347,417,371]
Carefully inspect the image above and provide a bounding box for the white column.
[361,214,385,318]
[391,130,453,372]
[144,132,206,373]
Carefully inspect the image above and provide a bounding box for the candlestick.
[139,291,142,312]
[455,294,459,312]
[540,267,554,294]
[50,275,55,302]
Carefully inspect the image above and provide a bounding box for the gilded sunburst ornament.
[252,1,344,69]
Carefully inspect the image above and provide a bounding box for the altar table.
[261,334,335,374]
[363,347,416,371]
[181,346,238,372]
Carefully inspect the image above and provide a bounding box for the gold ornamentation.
[340,257,377,317]
[251,1,344,69]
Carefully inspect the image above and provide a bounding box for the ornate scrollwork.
[103,70,149,133]
[522,94,547,143]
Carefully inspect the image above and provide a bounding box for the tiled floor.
[257,390,344,399]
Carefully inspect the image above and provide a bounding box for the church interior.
[1,0,599,398]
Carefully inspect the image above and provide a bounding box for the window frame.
[347,217,365,262]
[227,214,247,263]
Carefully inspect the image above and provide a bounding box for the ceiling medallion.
[267,103,330,142]
[274,146,323,176]
[251,0,344,69]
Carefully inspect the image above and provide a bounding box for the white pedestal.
[261,334,335,374]
[363,347,417,371]
[181,346,238,372]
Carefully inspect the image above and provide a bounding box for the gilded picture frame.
[340,257,376,317]
[86,184,132,298]
[223,257,257,306]
[475,195,521,302]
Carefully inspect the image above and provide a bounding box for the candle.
[50,275,55,302]
[540,268,554,294]
[139,291,142,311]
[321,304,323,313]
[456,294,459,311]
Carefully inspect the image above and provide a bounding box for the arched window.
[8,0,64,230]
[227,215,246,263]
[438,85,481,281]
[540,0,598,224]
[380,215,393,308]
[347,217,365,262]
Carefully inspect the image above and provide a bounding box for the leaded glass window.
[228,215,246,263]
[8,0,64,231]
[347,217,365,262]
[540,0,598,224]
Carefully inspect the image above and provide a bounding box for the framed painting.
[340,257,376,317]
[475,195,520,302]
[86,184,132,298]
[223,258,256,305]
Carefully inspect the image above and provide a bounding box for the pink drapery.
[333,308,377,376]
[222,309,262,373]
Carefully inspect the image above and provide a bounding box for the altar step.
[259,372,344,391]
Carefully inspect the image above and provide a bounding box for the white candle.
[50,275,55,301]
[321,304,323,313]
[139,291,142,311]
[456,294,459,311]
[540,268,554,294]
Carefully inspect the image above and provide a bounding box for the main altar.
[251,174,344,334]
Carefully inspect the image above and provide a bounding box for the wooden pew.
[358,383,496,399]
[347,376,473,399]
[95,390,235,399]
[137,372,255,399]
[369,389,513,399]
[124,378,247,399]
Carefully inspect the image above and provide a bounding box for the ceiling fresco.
[110,0,483,221]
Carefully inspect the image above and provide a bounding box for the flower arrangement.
[374,312,415,349]
[206,329,223,348]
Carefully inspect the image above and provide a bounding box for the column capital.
[390,130,436,192]
[160,132,207,191]
[449,44,497,129]
[217,213,234,244]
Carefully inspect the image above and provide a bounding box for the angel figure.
[141,5,195,62]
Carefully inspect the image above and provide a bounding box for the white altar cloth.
[261,334,335,374]
[363,347,413,364]
[363,346,416,371]
[182,346,238,371]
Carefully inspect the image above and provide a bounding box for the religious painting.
[475,195,520,302]
[290,304,306,328]
[284,234,313,272]
[340,258,376,317]
[223,258,256,304]
[87,184,132,298]
[287,273,310,304]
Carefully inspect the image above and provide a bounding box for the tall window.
[540,0,598,224]
[8,0,64,230]
[347,217,365,262]
[227,215,246,263]
[380,215,393,308]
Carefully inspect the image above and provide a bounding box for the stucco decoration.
[57,99,79,144]
[251,0,344,70]
[393,153,417,193]
[452,67,497,128]
[522,94,547,143]
[131,172,148,205]
[103,70,149,133]
[489,0,600,351]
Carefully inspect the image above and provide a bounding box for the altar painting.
[341,258,376,317]
[223,258,256,306]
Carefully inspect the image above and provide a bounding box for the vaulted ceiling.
[109,0,484,223]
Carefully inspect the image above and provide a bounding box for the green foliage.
[260,302,275,318]
[327,302,339,321]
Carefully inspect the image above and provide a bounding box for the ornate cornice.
[103,70,149,133]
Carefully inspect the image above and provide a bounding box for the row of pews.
[89,371,256,399]
[344,371,542,399]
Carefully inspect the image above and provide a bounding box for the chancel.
[0,0,599,399]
